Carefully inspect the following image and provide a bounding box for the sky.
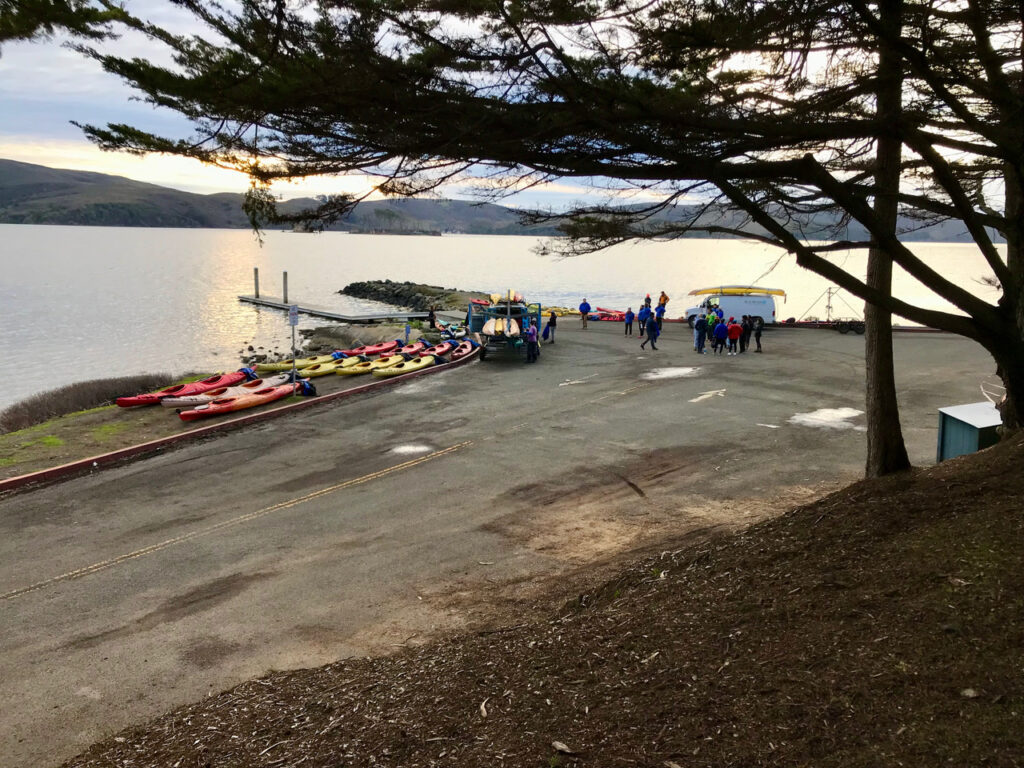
[0,1,608,209]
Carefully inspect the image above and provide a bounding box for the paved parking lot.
[0,322,996,768]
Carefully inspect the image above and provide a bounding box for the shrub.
[0,373,173,433]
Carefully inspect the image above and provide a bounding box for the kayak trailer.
[467,297,542,360]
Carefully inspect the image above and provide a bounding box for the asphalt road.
[0,321,996,768]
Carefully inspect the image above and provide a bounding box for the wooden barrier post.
[254,267,260,298]
[283,271,288,304]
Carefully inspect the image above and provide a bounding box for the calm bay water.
[0,224,1002,411]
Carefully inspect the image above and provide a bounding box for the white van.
[684,292,780,328]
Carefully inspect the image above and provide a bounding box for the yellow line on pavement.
[1,441,472,603]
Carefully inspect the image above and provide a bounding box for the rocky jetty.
[340,280,487,311]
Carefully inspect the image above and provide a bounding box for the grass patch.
[92,422,131,441]
[37,435,64,447]
[0,373,175,433]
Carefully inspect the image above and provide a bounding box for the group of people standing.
[692,311,762,355]
[621,291,669,350]
[571,292,765,356]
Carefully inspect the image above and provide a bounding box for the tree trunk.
[864,0,911,477]
[992,340,1024,430]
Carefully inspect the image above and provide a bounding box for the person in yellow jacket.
[658,290,669,307]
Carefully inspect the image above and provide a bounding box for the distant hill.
[0,158,999,242]
[0,159,558,234]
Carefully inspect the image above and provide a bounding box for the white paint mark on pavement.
[689,388,726,402]
[641,367,700,381]
[390,444,433,455]
[757,423,780,429]
[789,407,866,431]
[559,374,598,387]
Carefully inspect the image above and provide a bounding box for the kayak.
[450,340,476,361]
[336,354,407,375]
[339,340,400,357]
[160,373,296,407]
[420,341,455,357]
[398,340,428,355]
[254,352,344,372]
[687,286,787,297]
[116,370,252,407]
[372,355,436,377]
[297,359,352,377]
[178,382,310,422]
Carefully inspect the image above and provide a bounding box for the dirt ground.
[62,430,1023,768]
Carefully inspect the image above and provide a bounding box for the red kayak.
[178,382,300,421]
[398,340,428,355]
[116,370,251,407]
[450,340,476,361]
[420,341,456,357]
[339,340,400,357]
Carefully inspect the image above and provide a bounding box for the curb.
[0,349,480,495]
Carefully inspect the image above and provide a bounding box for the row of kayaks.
[253,339,476,375]
[115,371,318,421]
[115,338,478,421]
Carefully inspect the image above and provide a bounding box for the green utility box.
[936,401,1001,462]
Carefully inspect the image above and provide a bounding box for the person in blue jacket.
[695,313,708,354]
[624,307,635,335]
[640,312,660,350]
[579,298,591,329]
[654,301,666,330]
[712,316,729,354]
[637,304,650,335]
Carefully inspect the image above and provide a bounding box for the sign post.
[289,305,299,383]
[404,323,411,344]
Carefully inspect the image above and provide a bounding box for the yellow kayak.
[255,353,339,372]
[299,359,352,377]
[687,286,787,297]
[372,355,436,378]
[336,354,406,375]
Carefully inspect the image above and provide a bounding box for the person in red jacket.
[726,317,742,355]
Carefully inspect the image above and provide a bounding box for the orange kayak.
[178,382,310,422]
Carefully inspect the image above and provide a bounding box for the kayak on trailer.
[449,339,477,361]
[116,370,253,407]
[254,352,345,372]
[420,341,456,357]
[160,373,296,407]
[178,381,314,422]
[336,354,407,375]
[339,340,401,357]
[372,355,437,378]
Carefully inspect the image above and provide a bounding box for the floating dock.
[238,295,429,324]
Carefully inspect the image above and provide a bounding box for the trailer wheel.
[836,321,851,334]
[480,344,488,360]
[853,321,866,334]
[687,315,696,328]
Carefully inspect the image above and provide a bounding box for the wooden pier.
[238,295,429,324]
